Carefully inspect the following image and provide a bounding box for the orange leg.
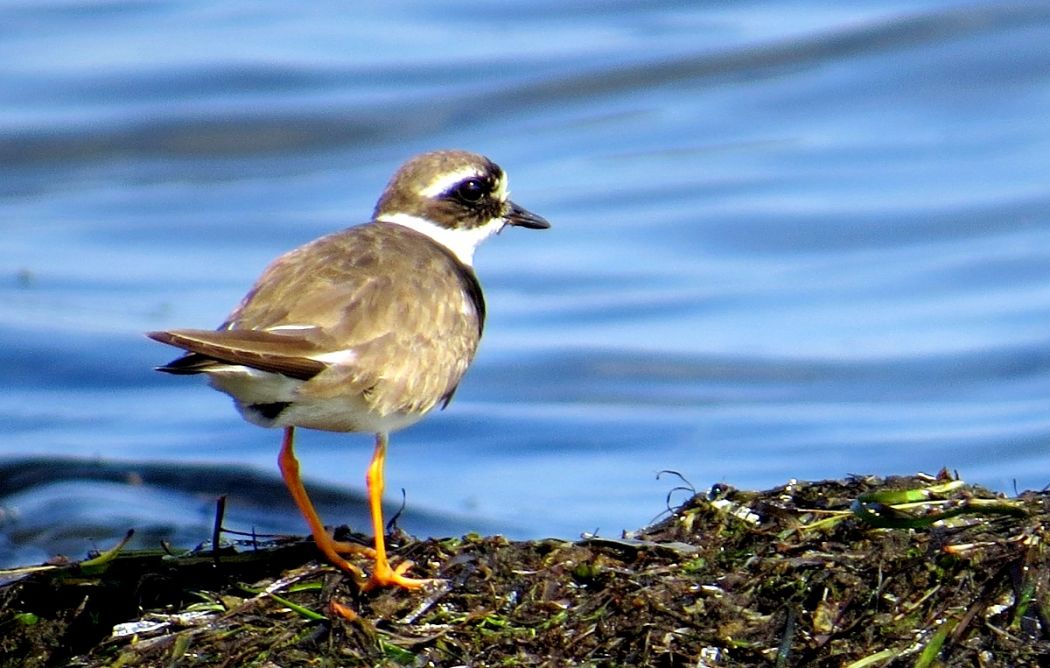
[277,427,371,580]
[362,431,429,591]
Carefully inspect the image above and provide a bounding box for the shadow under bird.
[148,150,549,590]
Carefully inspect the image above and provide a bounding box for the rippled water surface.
[4,1,1050,566]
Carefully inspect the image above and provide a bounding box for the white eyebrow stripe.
[419,167,487,198]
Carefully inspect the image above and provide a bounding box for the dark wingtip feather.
[145,328,326,381]
[155,353,219,375]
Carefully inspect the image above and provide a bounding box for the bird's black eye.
[454,179,486,204]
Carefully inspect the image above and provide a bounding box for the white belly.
[202,365,426,434]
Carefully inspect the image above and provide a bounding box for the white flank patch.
[377,212,504,266]
[203,365,303,405]
[418,166,486,198]
[310,348,359,365]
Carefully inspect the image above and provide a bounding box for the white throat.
[376,212,504,266]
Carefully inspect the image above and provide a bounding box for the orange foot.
[363,558,434,592]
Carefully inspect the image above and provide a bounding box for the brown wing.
[147,329,328,380]
[156,222,484,417]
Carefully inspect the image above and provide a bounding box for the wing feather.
[152,222,484,418]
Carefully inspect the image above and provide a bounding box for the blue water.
[3,1,1050,567]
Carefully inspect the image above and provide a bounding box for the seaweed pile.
[2,473,1047,666]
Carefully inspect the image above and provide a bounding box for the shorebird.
[148,150,549,590]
